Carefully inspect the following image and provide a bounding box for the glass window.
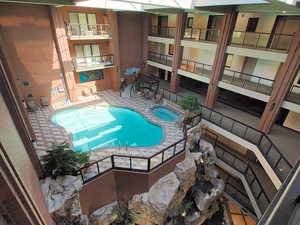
[79,70,104,83]
[226,54,233,68]
[75,44,100,57]
[68,12,97,25]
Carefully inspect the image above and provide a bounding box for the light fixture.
[282,10,287,14]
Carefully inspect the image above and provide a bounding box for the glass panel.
[78,13,88,24]
[69,12,79,24]
[91,44,100,56]
[113,156,130,168]
[275,158,291,182]
[83,44,92,57]
[87,13,97,25]
[250,179,261,198]
[131,158,148,170]
[267,146,280,168]
[75,45,84,57]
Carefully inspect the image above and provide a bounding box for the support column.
[258,26,300,133]
[204,10,238,108]
[170,12,187,92]
[108,10,121,91]
[49,6,77,102]
[142,13,150,73]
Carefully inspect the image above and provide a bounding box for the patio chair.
[40,96,49,107]
[27,100,39,112]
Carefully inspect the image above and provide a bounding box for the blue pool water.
[151,106,179,122]
[51,107,163,152]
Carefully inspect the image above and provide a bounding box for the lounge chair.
[27,100,39,112]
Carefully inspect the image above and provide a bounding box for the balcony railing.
[149,25,176,38]
[222,68,274,95]
[231,31,295,51]
[159,88,293,183]
[205,130,271,213]
[180,59,212,78]
[66,23,112,39]
[77,137,186,184]
[73,55,114,71]
[286,84,300,105]
[148,51,173,66]
[184,28,220,42]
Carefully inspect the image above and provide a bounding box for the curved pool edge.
[49,105,170,153]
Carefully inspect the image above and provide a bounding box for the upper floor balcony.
[184,28,220,42]
[148,51,173,66]
[230,31,295,52]
[73,55,114,72]
[66,23,112,40]
[149,25,176,38]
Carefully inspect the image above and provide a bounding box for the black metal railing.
[231,31,295,51]
[77,137,186,184]
[148,51,173,66]
[286,84,300,105]
[205,129,271,213]
[66,23,112,38]
[225,178,255,215]
[222,68,274,95]
[184,28,220,42]
[159,88,293,183]
[73,55,114,70]
[149,25,176,38]
[180,59,213,78]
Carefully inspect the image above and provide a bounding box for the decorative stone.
[129,172,180,225]
[89,201,119,225]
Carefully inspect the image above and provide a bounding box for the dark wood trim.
[0,143,49,225]
[0,42,43,178]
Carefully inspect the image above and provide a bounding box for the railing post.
[147,158,151,171]
[111,155,115,168]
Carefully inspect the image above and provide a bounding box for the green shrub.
[41,142,89,178]
[180,96,200,112]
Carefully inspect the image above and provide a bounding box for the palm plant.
[41,142,89,178]
[180,96,200,112]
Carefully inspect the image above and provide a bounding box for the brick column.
[49,6,77,101]
[108,10,121,91]
[258,26,300,133]
[204,10,238,108]
[141,13,151,73]
[170,12,187,92]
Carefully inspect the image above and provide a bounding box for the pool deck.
[29,90,184,162]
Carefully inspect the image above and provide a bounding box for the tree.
[41,142,89,178]
[180,96,200,112]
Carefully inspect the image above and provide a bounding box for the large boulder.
[89,201,119,225]
[174,158,197,207]
[129,172,180,225]
[40,176,87,225]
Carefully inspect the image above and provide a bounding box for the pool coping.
[47,98,185,159]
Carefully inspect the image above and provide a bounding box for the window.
[187,17,193,28]
[168,44,174,55]
[246,17,259,32]
[79,70,104,83]
[75,44,100,58]
[69,12,97,25]
[225,54,233,68]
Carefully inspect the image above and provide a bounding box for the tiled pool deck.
[29,90,184,162]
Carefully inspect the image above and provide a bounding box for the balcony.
[286,84,300,105]
[231,31,295,51]
[180,58,274,97]
[184,28,220,42]
[73,55,114,72]
[149,26,176,38]
[148,51,173,66]
[66,23,112,40]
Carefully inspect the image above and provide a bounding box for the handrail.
[77,137,186,184]
[72,55,114,69]
[231,30,295,51]
[184,27,220,42]
[66,23,112,37]
[180,58,213,77]
[148,51,173,66]
[204,129,271,213]
[159,87,293,183]
[149,25,176,38]
[286,84,300,104]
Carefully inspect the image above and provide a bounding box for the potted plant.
[41,142,89,178]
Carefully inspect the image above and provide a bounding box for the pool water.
[151,106,180,122]
[51,106,163,152]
